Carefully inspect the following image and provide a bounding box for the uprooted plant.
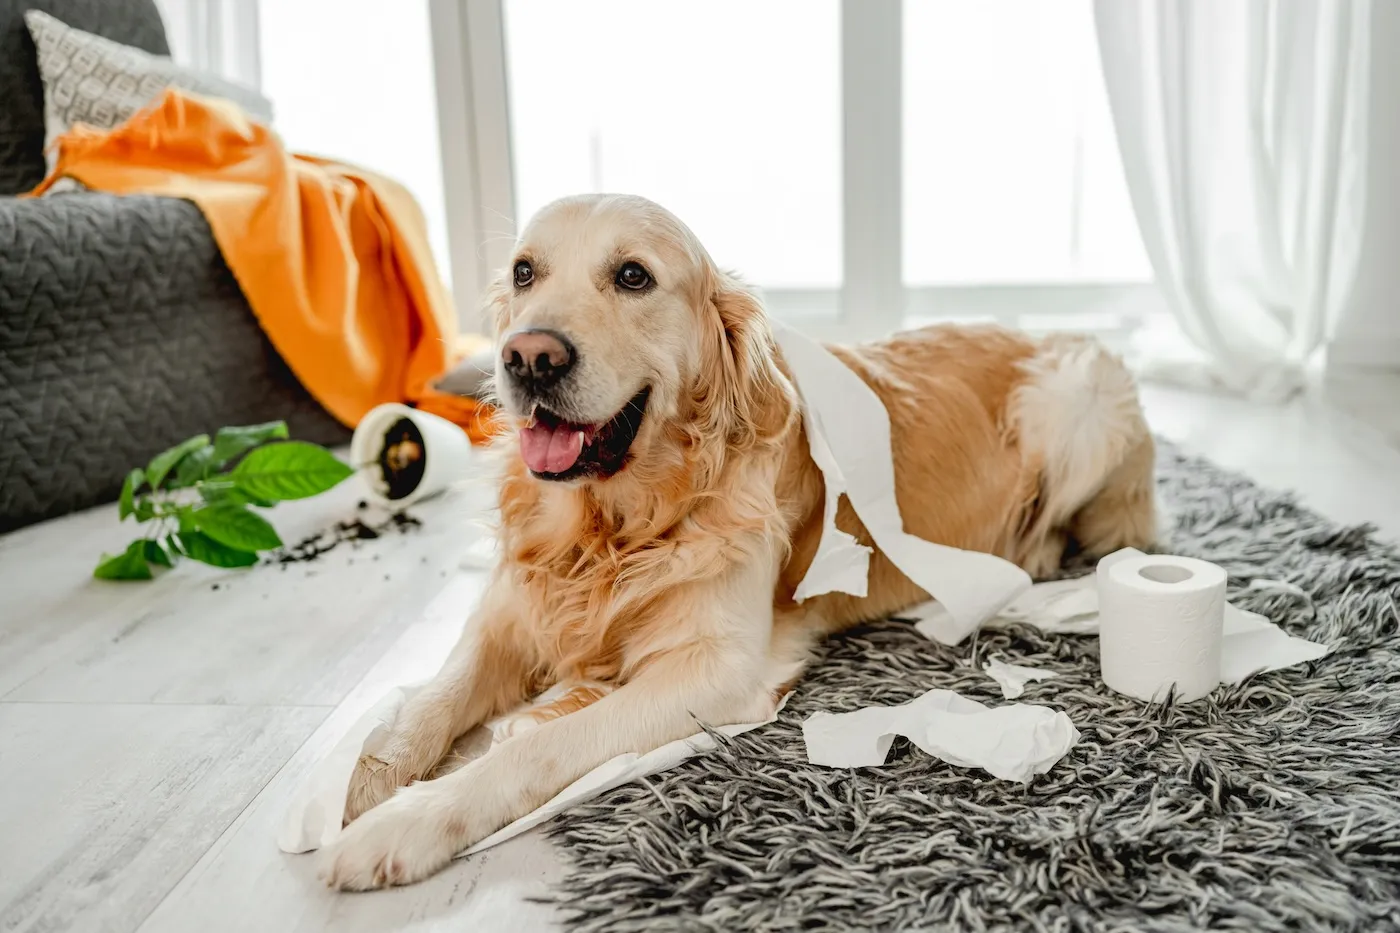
[93,421,354,580]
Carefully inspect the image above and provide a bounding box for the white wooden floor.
[3,383,1400,933]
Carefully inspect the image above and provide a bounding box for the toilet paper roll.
[1096,553,1226,703]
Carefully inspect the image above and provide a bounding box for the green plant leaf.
[200,482,276,509]
[211,421,289,467]
[118,468,144,520]
[231,441,354,501]
[132,496,157,523]
[168,444,216,489]
[146,434,211,489]
[175,506,200,534]
[175,531,260,568]
[143,538,175,568]
[192,503,283,552]
[93,540,153,580]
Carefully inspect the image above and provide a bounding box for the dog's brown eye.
[616,262,651,291]
[513,260,534,288]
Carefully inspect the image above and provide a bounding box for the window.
[256,0,453,285]
[166,0,1155,336]
[445,0,1160,335]
[504,0,841,290]
[902,0,1148,287]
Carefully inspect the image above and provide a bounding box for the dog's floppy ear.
[481,270,512,338]
[697,273,796,449]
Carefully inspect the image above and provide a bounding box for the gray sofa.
[0,0,348,533]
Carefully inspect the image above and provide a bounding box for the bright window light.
[504,0,842,289]
[902,0,1149,285]
[257,0,452,285]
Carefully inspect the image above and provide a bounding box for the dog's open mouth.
[519,388,650,481]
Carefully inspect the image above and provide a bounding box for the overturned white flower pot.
[350,403,474,508]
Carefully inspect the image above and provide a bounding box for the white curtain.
[152,0,262,88]
[1094,0,1371,401]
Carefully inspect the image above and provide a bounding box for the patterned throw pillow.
[23,9,274,168]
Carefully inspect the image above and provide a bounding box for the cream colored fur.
[320,195,1156,889]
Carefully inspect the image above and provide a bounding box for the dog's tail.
[1009,335,1158,573]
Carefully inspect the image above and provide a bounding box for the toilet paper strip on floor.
[983,658,1060,699]
[802,687,1080,783]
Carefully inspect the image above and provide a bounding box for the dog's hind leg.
[1009,335,1157,574]
[1068,429,1158,558]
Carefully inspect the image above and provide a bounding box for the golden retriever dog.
[320,194,1156,889]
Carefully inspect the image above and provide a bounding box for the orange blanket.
[28,89,496,442]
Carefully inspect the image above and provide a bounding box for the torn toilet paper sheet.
[1217,604,1329,684]
[770,320,1031,637]
[910,577,1100,643]
[802,687,1079,783]
[983,658,1059,699]
[279,685,786,857]
[911,565,1329,684]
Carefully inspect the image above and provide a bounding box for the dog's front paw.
[344,753,410,825]
[320,788,462,890]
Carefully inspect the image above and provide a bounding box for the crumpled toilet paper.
[802,687,1080,783]
[983,658,1059,699]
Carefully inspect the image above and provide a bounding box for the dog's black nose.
[501,329,576,390]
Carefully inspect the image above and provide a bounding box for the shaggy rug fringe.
[547,444,1400,932]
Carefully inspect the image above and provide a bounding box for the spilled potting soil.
[267,502,423,566]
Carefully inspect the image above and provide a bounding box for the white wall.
[1330,0,1400,370]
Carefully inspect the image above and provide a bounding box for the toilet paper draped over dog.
[770,321,1031,638]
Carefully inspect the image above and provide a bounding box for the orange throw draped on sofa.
[28,89,497,443]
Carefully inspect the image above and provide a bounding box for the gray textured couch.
[0,0,349,533]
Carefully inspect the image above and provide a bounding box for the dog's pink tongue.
[520,423,586,473]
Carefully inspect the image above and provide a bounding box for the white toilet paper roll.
[1096,553,1226,703]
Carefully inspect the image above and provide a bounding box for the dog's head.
[487,194,791,485]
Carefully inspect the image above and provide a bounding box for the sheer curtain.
[152,0,261,88]
[1095,0,1372,401]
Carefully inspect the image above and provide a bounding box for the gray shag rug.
[546,444,1400,932]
